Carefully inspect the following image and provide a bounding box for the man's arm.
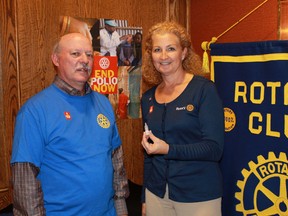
[112,146,130,216]
[11,162,45,216]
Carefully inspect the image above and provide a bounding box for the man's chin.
[77,73,90,80]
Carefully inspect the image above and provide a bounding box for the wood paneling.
[166,0,191,33]
[0,0,190,209]
[117,118,144,185]
[279,0,288,39]
[0,0,17,210]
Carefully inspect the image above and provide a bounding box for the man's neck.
[53,75,90,96]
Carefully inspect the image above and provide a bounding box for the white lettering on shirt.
[176,107,186,111]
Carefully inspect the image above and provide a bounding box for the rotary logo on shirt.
[64,111,71,120]
[175,104,194,112]
[186,104,194,112]
[97,114,110,128]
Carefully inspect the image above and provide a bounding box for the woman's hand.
[141,131,169,155]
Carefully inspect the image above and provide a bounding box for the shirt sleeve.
[112,145,129,215]
[11,162,45,216]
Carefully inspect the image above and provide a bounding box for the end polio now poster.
[90,56,118,94]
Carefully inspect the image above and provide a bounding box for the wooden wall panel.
[0,0,190,209]
[279,0,288,39]
[16,0,54,102]
[117,118,144,185]
[0,0,17,210]
[166,0,191,32]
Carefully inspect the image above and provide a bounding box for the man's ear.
[51,53,60,66]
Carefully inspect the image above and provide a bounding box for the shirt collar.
[53,75,92,96]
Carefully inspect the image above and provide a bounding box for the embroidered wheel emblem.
[235,152,288,215]
[97,114,110,128]
[186,104,194,111]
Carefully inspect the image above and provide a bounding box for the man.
[100,19,127,56]
[11,33,129,216]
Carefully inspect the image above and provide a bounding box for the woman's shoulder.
[192,75,210,82]
[141,86,158,106]
[142,86,157,98]
[192,75,216,88]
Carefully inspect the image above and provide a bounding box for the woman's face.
[151,32,187,77]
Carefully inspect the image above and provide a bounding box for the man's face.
[52,33,94,90]
[105,25,116,34]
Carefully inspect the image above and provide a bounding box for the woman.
[141,21,224,216]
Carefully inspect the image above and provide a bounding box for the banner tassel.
[201,37,217,73]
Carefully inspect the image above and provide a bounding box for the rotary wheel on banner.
[235,152,288,216]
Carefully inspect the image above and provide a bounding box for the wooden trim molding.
[278,0,288,39]
[165,0,191,33]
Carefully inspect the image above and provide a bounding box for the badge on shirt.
[186,104,194,112]
[149,106,154,113]
[64,111,71,120]
[97,114,110,128]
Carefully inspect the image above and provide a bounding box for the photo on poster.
[59,16,143,119]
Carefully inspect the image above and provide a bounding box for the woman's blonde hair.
[142,21,203,85]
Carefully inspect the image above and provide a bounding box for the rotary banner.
[210,41,288,216]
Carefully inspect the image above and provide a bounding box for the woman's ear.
[182,47,188,60]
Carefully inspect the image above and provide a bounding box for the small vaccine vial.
[144,123,150,135]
